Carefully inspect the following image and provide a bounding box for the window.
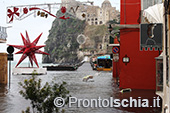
[155,56,163,92]
[95,18,98,20]
[95,22,98,25]
[100,21,103,24]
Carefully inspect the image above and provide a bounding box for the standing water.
[0,63,161,113]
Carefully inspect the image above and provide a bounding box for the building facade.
[61,0,120,25]
[0,26,7,85]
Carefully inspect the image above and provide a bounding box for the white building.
[61,0,120,25]
[142,0,170,113]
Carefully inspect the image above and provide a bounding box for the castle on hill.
[61,0,120,25]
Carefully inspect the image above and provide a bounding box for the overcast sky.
[0,0,120,64]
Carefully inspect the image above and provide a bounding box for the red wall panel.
[119,0,160,89]
[121,0,141,24]
[119,29,159,89]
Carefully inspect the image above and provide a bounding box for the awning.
[143,3,163,23]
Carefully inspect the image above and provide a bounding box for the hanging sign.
[140,23,163,51]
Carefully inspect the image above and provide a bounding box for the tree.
[19,75,70,113]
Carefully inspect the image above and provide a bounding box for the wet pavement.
[0,63,161,113]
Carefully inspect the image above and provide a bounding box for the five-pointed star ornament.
[9,31,49,68]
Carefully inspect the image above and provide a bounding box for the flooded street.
[0,63,161,113]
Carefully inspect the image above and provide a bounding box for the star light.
[9,31,49,68]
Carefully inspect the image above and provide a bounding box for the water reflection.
[0,63,161,113]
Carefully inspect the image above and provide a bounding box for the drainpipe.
[124,0,126,24]
[164,0,169,84]
[164,0,169,112]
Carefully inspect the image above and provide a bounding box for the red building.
[114,0,160,89]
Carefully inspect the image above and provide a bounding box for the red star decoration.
[9,31,49,68]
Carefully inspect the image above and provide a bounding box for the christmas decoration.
[61,7,66,13]
[9,31,49,68]
[6,1,93,23]
[7,5,70,23]
[60,6,70,19]
[7,7,20,23]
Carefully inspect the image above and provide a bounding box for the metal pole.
[124,0,126,24]
[9,60,11,89]
[116,62,118,85]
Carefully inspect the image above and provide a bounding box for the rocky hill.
[42,11,109,64]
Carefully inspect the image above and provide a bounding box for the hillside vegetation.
[43,12,109,64]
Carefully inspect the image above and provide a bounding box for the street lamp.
[122,54,130,65]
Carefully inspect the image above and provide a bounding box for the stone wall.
[0,53,7,85]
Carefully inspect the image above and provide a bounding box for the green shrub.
[19,75,70,113]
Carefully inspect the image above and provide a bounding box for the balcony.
[0,26,7,43]
[0,39,7,43]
